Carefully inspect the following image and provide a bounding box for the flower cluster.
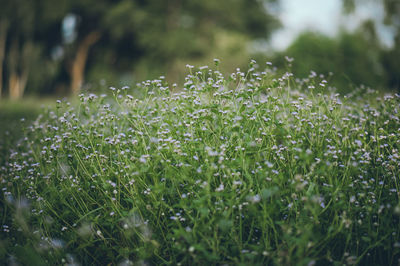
[1,60,399,265]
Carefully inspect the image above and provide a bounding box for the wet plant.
[1,60,400,265]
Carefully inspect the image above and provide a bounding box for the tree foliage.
[341,0,400,90]
[270,29,389,92]
[266,0,400,92]
[0,0,280,97]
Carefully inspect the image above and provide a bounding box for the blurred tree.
[338,24,385,89]
[381,0,400,90]
[342,0,400,91]
[0,0,68,99]
[62,0,280,93]
[276,32,339,78]
[0,0,36,99]
[383,34,400,90]
[272,29,386,92]
[0,0,280,97]
[0,18,8,99]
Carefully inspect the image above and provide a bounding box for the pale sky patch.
[267,0,394,51]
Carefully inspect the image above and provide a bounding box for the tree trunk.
[70,31,101,95]
[8,37,20,100]
[0,19,9,99]
[9,73,21,99]
[9,71,28,100]
[8,39,32,100]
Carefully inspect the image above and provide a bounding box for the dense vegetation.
[1,61,400,265]
[0,99,56,167]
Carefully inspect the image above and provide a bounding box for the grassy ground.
[0,98,55,166]
[0,64,399,265]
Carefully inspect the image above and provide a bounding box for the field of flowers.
[1,60,400,265]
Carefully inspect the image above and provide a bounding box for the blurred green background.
[0,0,399,98]
[0,0,399,145]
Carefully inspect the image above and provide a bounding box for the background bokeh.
[0,0,399,101]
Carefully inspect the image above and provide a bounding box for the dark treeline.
[0,0,399,99]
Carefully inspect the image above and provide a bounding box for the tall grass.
[1,61,399,265]
[0,99,55,167]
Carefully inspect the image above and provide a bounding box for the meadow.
[1,60,399,265]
